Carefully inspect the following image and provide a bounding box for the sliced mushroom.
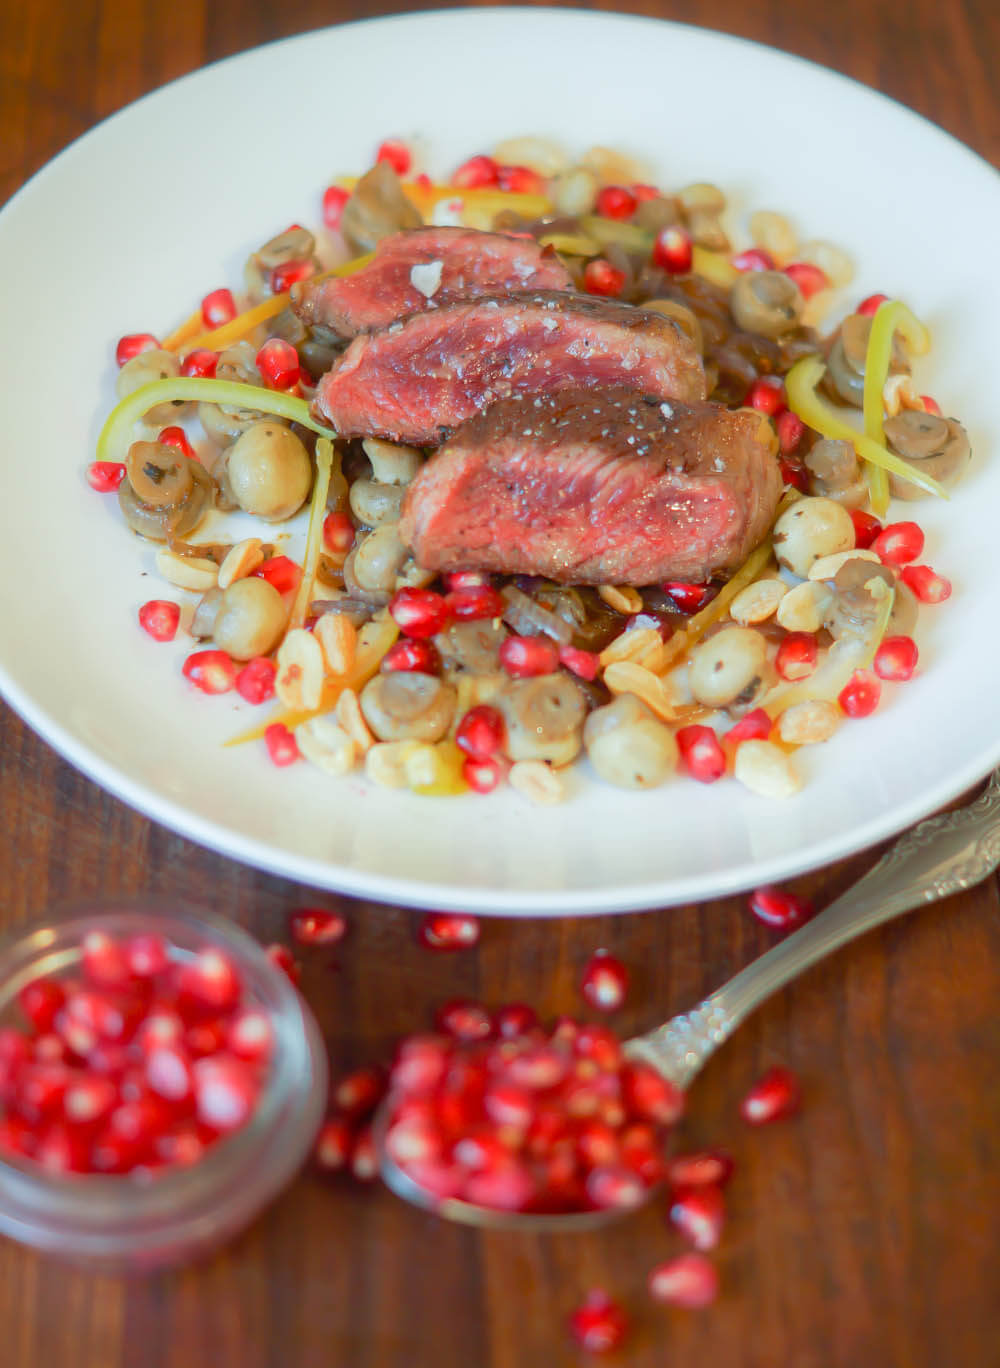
[199,342,274,447]
[115,349,189,425]
[226,424,312,521]
[885,410,971,500]
[213,577,287,660]
[118,448,215,541]
[435,618,509,673]
[583,693,678,790]
[804,437,868,508]
[349,479,406,527]
[494,673,587,766]
[340,162,422,255]
[825,312,908,408]
[245,225,317,302]
[359,672,456,743]
[823,558,895,640]
[729,271,804,338]
[688,626,770,712]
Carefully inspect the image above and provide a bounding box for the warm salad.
[92,136,967,803]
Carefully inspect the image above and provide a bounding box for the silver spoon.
[378,769,1000,1230]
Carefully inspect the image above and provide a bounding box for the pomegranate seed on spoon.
[740,1065,801,1123]
[349,1125,379,1182]
[265,942,301,982]
[668,1184,726,1249]
[648,1252,719,1308]
[331,1068,385,1120]
[621,1062,685,1125]
[874,634,919,682]
[419,912,481,950]
[748,885,813,930]
[580,950,629,1013]
[568,1290,629,1354]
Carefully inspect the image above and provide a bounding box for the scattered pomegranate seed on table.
[648,1251,720,1308]
[569,1290,630,1354]
[740,1066,801,1124]
[668,1183,726,1250]
[288,909,348,947]
[667,1148,735,1189]
[748,885,814,930]
[418,913,481,951]
[235,656,277,704]
[264,942,301,983]
[314,1116,353,1171]
[580,950,629,1013]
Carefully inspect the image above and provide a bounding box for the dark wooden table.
[2,2,998,1364]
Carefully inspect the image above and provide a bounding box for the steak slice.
[292,227,573,337]
[398,389,781,585]
[312,292,706,446]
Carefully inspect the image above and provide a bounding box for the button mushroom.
[772,497,855,578]
[688,626,770,713]
[359,671,456,743]
[822,557,895,641]
[226,423,313,521]
[245,225,317,303]
[349,480,406,527]
[803,438,868,508]
[115,349,189,425]
[435,618,509,673]
[884,410,971,501]
[729,270,804,338]
[349,524,409,594]
[340,162,423,256]
[362,437,425,486]
[212,577,287,660]
[824,312,907,408]
[118,441,215,541]
[493,673,587,766]
[583,693,678,790]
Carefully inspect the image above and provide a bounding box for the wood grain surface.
[1,1,998,1365]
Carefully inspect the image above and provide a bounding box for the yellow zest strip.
[287,439,333,634]
[162,310,203,352]
[692,246,738,289]
[538,232,600,257]
[785,356,946,501]
[97,377,336,464]
[336,177,552,220]
[862,300,931,516]
[581,215,653,254]
[653,540,775,675]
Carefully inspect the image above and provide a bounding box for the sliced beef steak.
[312,292,706,446]
[398,389,781,585]
[292,227,573,337]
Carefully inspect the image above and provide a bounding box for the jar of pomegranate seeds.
[0,899,327,1269]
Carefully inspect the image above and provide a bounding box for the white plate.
[1,9,998,915]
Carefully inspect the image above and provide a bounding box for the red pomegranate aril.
[386,1113,444,1166]
[254,555,301,594]
[619,1123,667,1186]
[676,725,726,783]
[850,508,883,549]
[389,587,452,638]
[193,1055,258,1131]
[586,1163,646,1210]
[669,1184,726,1250]
[776,408,805,455]
[455,706,505,763]
[506,1046,569,1091]
[419,912,481,950]
[648,1252,719,1308]
[65,986,141,1043]
[376,138,411,176]
[499,634,560,678]
[322,510,355,555]
[838,668,881,718]
[81,930,131,987]
[784,261,829,298]
[748,884,813,930]
[265,723,299,767]
[115,332,160,366]
[36,1123,91,1174]
[145,1044,195,1104]
[776,632,818,682]
[494,1003,539,1039]
[740,1065,801,1124]
[322,184,351,231]
[289,908,348,946]
[725,708,772,745]
[576,1119,620,1170]
[201,288,237,329]
[653,225,693,274]
[404,1157,465,1200]
[873,520,924,566]
[225,1009,274,1064]
[315,1116,353,1171]
[483,1083,536,1131]
[580,950,629,1013]
[86,461,126,493]
[381,638,441,675]
[16,1063,72,1122]
[177,947,242,1014]
[183,649,237,695]
[558,643,600,681]
[568,1290,629,1355]
[332,1068,385,1120]
[583,258,627,297]
[780,459,809,492]
[630,182,660,201]
[87,1042,130,1076]
[662,580,717,613]
[575,1023,624,1072]
[154,1124,208,1168]
[137,1005,185,1054]
[921,394,942,416]
[462,756,505,794]
[874,634,919,682]
[138,599,180,643]
[731,246,775,272]
[901,563,952,604]
[53,1010,97,1060]
[667,1148,735,1189]
[463,1158,537,1210]
[185,1018,229,1058]
[235,656,277,704]
[392,1035,451,1094]
[157,425,197,462]
[444,584,505,621]
[451,154,499,188]
[63,1074,118,1127]
[123,933,169,979]
[595,185,638,220]
[436,999,493,1043]
[496,164,545,195]
[349,1125,379,1182]
[18,979,66,1033]
[270,259,314,295]
[451,1128,509,1173]
[180,347,218,378]
[256,337,300,390]
[0,1113,37,1158]
[857,291,890,316]
[265,942,301,983]
[91,1125,144,1174]
[443,570,491,592]
[744,375,787,417]
[622,1062,685,1125]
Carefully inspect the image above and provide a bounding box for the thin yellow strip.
[287,438,333,634]
[161,309,203,352]
[653,541,775,675]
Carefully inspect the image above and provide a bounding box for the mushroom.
[349,479,406,527]
[359,672,456,743]
[885,410,971,500]
[198,342,276,448]
[772,497,855,578]
[729,270,804,338]
[823,557,895,641]
[115,349,189,425]
[117,441,215,541]
[688,626,770,713]
[583,693,678,790]
[245,225,317,303]
[340,162,422,255]
[825,313,908,408]
[362,437,425,486]
[435,618,509,673]
[493,673,587,766]
[212,577,287,660]
[226,423,313,521]
[634,194,681,234]
[349,524,409,594]
[803,438,868,508]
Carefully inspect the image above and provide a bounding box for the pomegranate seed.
[183,649,237,694]
[568,1290,629,1355]
[389,586,452,638]
[725,708,772,744]
[850,508,883,549]
[376,138,411,176]
[315,1116,353,1171]
[322,510,355,555]
[669,1184,726,1250]
[65,986,142,1043]
[575,1023,624,1071]
[900,563,952,604]
[586,1163,645,1209]
[256,338,300,390]
[583,259,627,297]
[18,979,66,1033]
[495,1003,539,1039]
[227,1009,275,1062]
[873,520,924,566]
[63,1074,118,1127]
[676,725,726,783]
[780,459,809,492]
[740,1065,801,1123]
[622,1062,685,1125]
[36,1124,91,1174]
[874,634,919,682]
[0,1113,36,1157]
[784,261,829,298]
[921,394,942,416]
[508,1045,570,1092]
[265,723,299,766]
[81,931,131,987]
[444,584,505,621]
[775,632,818,682]
[484,1081,536,1130]
[455,705,505,762]
[838,668,881,718]
[558,643,600,680]
[349,1125,379,1182]
[270,259,314,294]
[180,347,218,378]
[619,1123,667,1186]
[136,1005,185,1053]
[381,638,441,674]
[193,1055,257,1131]
[667,1149,735,1189]
[451,154,499,188]
[177,947,242,1013]
[436,999,493,1043]
[254,554,301,594]
[496,164,545,195]
[419,912,481,950]
[109,1093,172,1144]
[157,425,196,460]
[776,409,805,455]
[145,1045,195,1104]
[386,1113,443,1167]
[745,376,787,417]
[856,292,890,316]
[452,1129,511,1172]
[138,599,180,643]
[201,288,237,329]
[115,332,160,366]
[462,756,505,794]
[443,570,491,591]
[576,1119,620,1168]
[332,1067,384,1120]
[266,942,301,984]
[289,908,348,946]
[662,580,717,613]
[630,183,660,201]
[499,634,560,677]
[392,1036,451,1094]
[653,225,693,274]
[464,1157,537,1209]
[731,246,775,272]
[595,185,638,220]
[185,1018,228,1058]
[121,933,168,980]
[748,884,813,929]
[580,950,629,1013]
[153,1124,207,1168]
[648,1252,719,1308]
[235,656,277,704]
[86,460,126,492]
[322,184,351,231]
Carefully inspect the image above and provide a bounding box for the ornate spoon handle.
[628,770,1000,1089]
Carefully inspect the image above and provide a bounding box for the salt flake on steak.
[410,260,444,299]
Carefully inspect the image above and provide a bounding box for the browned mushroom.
[340,162,423,255]
[118,442,215,541]
[730,270,804,338]
[885,410,971,500]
